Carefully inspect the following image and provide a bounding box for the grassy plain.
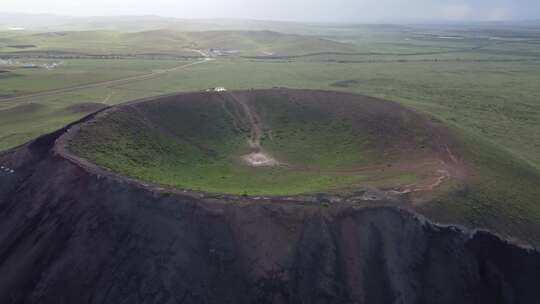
[0,29,355,56]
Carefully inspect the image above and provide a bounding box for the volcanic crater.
[1,89,539,304]
[66,89,466,198]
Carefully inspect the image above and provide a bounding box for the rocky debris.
[0,106,539,304]
[0,165,15,175]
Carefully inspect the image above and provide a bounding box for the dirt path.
[223,91,279,167]
[0,57,213,103]
[227,92,263,150]
[186,48,210,58]
[102,92,113,104]
[388,142,464,195]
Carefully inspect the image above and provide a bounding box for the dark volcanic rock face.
[0,105,539,304]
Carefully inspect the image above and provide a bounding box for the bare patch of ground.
[242,152,279,167]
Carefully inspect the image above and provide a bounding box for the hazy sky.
[3,0,539,22]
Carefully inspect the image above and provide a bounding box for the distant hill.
[2,12,540,34]
[0,13,327,34]
[0,29,357,56]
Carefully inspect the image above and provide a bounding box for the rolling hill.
[0,29,357,56]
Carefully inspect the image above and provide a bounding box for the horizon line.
[1,11,539,26]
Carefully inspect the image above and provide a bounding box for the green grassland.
[0,29,355,57]
[256,102,376,170]
[69,92,425,195]
[0,59,182,97]
[2,23,540,245]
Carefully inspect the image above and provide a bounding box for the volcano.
[0,89,538,303]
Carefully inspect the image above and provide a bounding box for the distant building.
[209,49,240,56]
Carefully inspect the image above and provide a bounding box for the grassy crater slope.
[68,89,463,196]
